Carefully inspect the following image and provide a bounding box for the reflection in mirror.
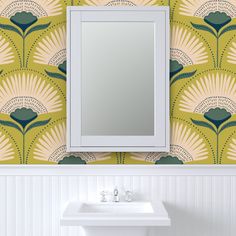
[81,22,155,136]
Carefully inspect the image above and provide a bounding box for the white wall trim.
[0,165,235,176]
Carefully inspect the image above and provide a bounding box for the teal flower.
[58,156,86,164]
[0,1,62,20]
[10,12,37,32]
[0,1,62,68]
[181,1,236,68]
[192,107,234,164]
[0,106,50,164]
[155,156,183,164]
[204,12,231,32]
[170,60,183,78]
[10,108,37,128]
[58,61,66,74]
[204,108,231,128]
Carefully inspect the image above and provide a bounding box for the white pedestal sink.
[61,201,171,236]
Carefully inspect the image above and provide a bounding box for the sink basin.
[61,201,170,227]
[79,202,154,214]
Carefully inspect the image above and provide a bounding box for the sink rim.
[61,201,171,227]
[78,201,155,214]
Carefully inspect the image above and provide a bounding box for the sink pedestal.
[83,226,148,236]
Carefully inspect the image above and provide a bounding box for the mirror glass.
[81,22,155,136]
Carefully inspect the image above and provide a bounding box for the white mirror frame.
[67,6,170,152]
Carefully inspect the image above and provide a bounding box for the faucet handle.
[100,191,108,202]
[113,188,118,196]
[113,188,119,202]
[125,190,133,202]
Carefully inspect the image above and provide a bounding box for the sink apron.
[82,226,148,236]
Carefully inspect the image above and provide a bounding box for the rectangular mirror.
[82,22,154,136]
[67,7,169,152]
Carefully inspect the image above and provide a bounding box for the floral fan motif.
[33,26,66,80]
[0,72,61,164]
[0,72,62,114]
[227,138,236,160]
[0,0,62,18]
[34,26,66,67]
[180,73,236,164]
[170,25,208,81]
[33,122,111,163]
[0,0,62,67]
[130,121,209,164]
[180,0,236,68]
[171,26,208,67]
[179,73,236,114]
[227,42,236,64]
[0,35,14,65]
[0,131,14,161]
[84,0,158,6]
[180,0,236,18]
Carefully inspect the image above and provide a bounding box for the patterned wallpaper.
[0,0,236,164]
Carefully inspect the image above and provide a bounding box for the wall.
[0,0,236,164]
[0,166,235,236]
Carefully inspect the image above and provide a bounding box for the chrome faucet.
[113,187,119,202]
[125,190,133,202]
[100,191,108,202]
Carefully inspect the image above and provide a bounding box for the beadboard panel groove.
[0,174,235,236]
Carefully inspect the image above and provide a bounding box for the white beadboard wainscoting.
[0,165,235,236]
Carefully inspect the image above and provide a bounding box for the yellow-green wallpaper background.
[0,0,236,164]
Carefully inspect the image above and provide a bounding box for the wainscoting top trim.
[0,165,235,176]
